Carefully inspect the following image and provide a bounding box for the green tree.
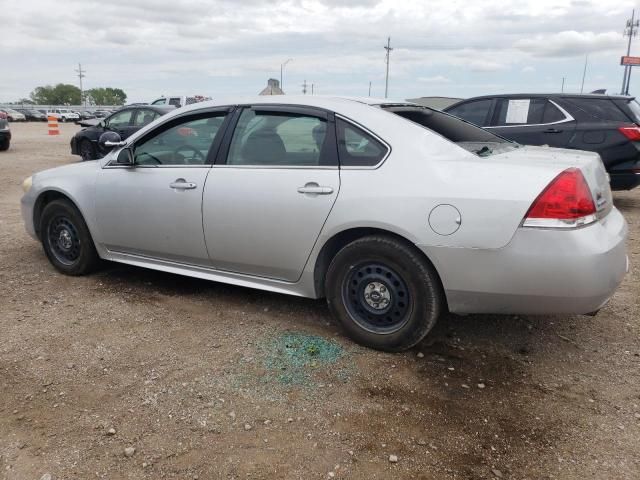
[30,84,81,105]
[86,87,127,106]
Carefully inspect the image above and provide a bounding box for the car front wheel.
[325,235,444,352]
[40,199,100,275]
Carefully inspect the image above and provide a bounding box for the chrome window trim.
[485,99,575,129]
[211,164,338,170]
[335,114,391,170]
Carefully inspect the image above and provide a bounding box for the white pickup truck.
[149,95,211,108]
[46,109,80,122]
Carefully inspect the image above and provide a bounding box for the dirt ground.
[0,122,638,480]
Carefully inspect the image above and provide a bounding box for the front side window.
[336,118,387,167]
[132,110,159,127]
[107,110,133,128]
[446,99,493,126]
[133,113,227,166]
[226,109,330,166]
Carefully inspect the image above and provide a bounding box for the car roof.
[448,93,634,103]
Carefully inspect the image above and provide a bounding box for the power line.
[384,37,393,99]
[622,9,639,95]
[75,63,86,105]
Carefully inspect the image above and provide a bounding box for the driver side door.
[95,109,231,266]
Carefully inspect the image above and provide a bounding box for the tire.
[0,139,8,151]
[79,139,96,161]
[325,235,444,352]
[40,199,100,276]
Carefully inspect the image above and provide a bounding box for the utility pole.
[280,58,293,92]
[561,77,565,93]
[311,83,314,95]
[580,54,588,93]
[75,63,86,106]
[302,79,308,95]
[368,81,372,96]
[384,37,393,98]
[622,9,639,95]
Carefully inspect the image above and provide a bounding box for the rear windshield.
[562,97,631,122]
[618,98,640,123]
[383,105,515,157]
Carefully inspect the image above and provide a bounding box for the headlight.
[22,176,32,193]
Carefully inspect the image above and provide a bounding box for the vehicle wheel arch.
[313,227,447,308]
[33,190,90,241]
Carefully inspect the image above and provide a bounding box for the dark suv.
[444,94,640,190]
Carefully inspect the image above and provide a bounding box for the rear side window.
[563,98,630,122]
[493,98,567,126]
[169,98,182,107]
[336,118,387,167]
[446,99,492,126]
[226,109,331,166]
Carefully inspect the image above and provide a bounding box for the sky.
[1,0,639,103]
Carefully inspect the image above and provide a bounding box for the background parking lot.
[0,123,639,479]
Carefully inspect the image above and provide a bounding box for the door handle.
[297,183,334,195]
[169,179,197,190]
[543,128,562,133]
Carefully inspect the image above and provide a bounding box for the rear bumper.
[422,208,629,315]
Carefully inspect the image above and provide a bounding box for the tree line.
[15,84,128,106]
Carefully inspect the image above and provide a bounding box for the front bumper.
[20,190,38,240]
[423,207,629,315]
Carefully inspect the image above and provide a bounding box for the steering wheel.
[173,144,205,165]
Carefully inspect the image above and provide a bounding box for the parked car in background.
[22,96,628,351]
[79,111,96,120]
[16,109,47,121]
[0,108,26,121]
[46,109,80,122]
[0,111,10,150]
[150,95,211,108]
[92,110,110,118]
[70,105,174,160]
[444,93,640,190]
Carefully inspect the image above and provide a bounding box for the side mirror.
[99,131,123,152]
[116,147,134,166]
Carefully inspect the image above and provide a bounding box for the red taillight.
[618,124,640,141]
[525,168,596,223]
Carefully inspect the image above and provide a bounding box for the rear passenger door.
[487,97,576,148]
[202,106,340,281]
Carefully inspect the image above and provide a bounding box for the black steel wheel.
[40,199,100,275]
[342,262,411,334]
[325,235,444,352]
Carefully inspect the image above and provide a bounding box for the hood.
[78,118,101,127]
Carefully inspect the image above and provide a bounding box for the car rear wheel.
[0,138,9,151]
[40,199,100,276]
[325,235,443,352]
[79,139,96,161]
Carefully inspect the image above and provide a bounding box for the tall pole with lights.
[280,58,293,93]
[622,10,639,95]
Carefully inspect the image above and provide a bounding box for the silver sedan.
[20,96,629,351]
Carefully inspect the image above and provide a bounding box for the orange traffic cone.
[48,115,59,136]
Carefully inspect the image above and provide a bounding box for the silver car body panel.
[21,96,628,315]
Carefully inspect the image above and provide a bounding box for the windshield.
[383,105,515,157]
